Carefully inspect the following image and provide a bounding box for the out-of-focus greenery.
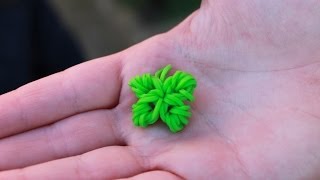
[118,0,200,24]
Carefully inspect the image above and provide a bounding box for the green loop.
[164,94,184,106]
[151,98,163,123]
[138,94,159,104]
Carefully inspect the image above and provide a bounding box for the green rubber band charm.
[129,65,197,133]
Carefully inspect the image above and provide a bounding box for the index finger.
[0,54,123,138]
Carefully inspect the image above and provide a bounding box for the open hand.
[0,0,320,179]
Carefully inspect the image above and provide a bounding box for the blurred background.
[0,0,200,94]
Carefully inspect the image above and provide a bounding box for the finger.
[118,171,183,180]
[0,54,122,138]
[0,146,146,180]
[0,109,123,170]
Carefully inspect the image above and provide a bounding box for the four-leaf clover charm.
[129,65,197,133]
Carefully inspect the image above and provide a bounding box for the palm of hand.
[1,1,320,179]
[118,41,320,179]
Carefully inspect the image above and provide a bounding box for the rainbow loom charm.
[128,65,197,133]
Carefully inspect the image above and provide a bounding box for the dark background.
[0,0,200,94]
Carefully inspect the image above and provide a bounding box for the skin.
[0,0,320,179]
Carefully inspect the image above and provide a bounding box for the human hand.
[0,0,320,179]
